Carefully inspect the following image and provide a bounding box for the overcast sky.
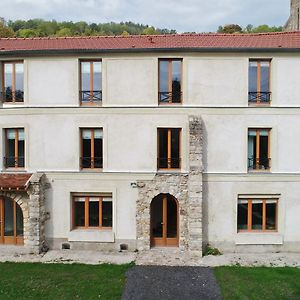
[0,0,291,32]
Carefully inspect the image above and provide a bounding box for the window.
[80,61,102,104]
[73,196,112,229]
[248,60,271,104]
[248,129,270,171]
[1,62,24,103]
[237,199,278,232]
[157,128,181,169]
[4,128,25,168]
[159,59,182,104]
[80,128,103,169]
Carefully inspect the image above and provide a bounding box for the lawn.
[0,262,132,300]
[214,266,300,300]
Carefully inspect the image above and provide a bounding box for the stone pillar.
[26,173,48,253]
[284,0,300,31]
[188,116,203,255]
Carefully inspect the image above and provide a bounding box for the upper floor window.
[4,128,25,168]
[157,128,181,170]
[238,198,278,232]
[248,60,271,105]
[248,128,270,171]
[1,62,24,103]
[80,61,102,105]
[73,196,112,229]
[159,59,182,104]
[80,128,103,169]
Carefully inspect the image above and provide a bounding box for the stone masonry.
[136,116,203,256]
[285,0,300,31]
[0,173,48,253]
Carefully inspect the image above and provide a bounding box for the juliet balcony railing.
[157,157,181,170]
[158,91,182,104]
[248,92,271,104]
[80,90,102,104]
[80,157,103,169]
[3,156,25,168]
[0,91,24,103]
[248,157,271,171]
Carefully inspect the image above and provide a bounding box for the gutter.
[1,47,300,57]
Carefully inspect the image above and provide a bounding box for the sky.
[0,0,291,32]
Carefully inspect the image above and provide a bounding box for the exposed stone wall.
[285,0,300,31]
[0,173,48,253]
[136,115,203,255]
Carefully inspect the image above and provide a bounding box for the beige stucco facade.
[0,52,300,253]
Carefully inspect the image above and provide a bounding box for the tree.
[16,29,38,38]
[56,28,72,37]
[218,24,242,34]
[0,22,14,37]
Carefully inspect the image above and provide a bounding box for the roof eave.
[1,47,300,57]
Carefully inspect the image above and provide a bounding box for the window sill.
[248,169,271,174]
[80,102,102,107]
[68,229,114,243]
[235,232,283,245]
[3,168,26,172]
[80,168,103,172]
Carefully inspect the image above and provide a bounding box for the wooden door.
[151,194,178,247]
[0,197,24,245]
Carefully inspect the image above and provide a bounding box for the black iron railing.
[248,157,271,170]
[80,157,103,169]
[159,91,182,103]
[80,90,102,103]
[0,91,24,103]
[157,157,181,169]
[4,156,25,168]
[248,92,271,104]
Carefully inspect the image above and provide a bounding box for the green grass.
[0,262,132,300]
[214,266,300,300]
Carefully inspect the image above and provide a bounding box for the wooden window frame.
[248,128,271,171]
[72,196,112,230]
[80,128,103,170]
[79,60,102,106]
[158,58,183,105]
[249,59,271,105]
[4,128,24,169]
[1,61,24,103]
[157,128,181,170]
[238,199,278,232]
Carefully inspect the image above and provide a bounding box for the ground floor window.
[73,196,112,229]
[237,198,278,232]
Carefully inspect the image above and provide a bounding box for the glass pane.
[172,60,181,103]
[6,129,15,168]
[89,200,99,227]
[102,201,112,227]
[259,132,269,169]
[266,202,277,230]
[167,196,177,238]
[18,140,25,168]
[4,200,14,236]
[74,201,85,227]
[16,203,23,236]
[252,202,263,230]
[260,61,270,92]
[82,130,91,168]
[171,129,180,168]
[81,62,91,101]
[94,138,103,168]
[158,129,168,168]
[82,129,91,139]
[4,64,13,102]
[159,60,169,102]
[93,62,102,91]
[248,130,256,170]
[151,197,163,238]
[249,61,258,94]
[237,203,248,230]
[15,63,24,102]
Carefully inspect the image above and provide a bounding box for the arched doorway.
[150,194,178,247]
[0,197,24,245]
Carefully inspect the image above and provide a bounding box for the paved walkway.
[122,266,221,300]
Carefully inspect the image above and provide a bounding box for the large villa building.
[0,4,300,257]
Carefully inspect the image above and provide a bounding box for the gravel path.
[122,266,221,300]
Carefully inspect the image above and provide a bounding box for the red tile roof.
[1,32,300,54]
[0,174,32,191]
